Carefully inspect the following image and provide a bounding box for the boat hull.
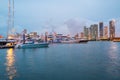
[78,40,88,43]
[0,42,8,45]
[0,40,16,49]
[16,43,49,49]
[0,45,14,49]
[61,40,88,44]
[0,39,16,45]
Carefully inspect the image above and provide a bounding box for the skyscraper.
[109,20,115,40]
[99,22,103,39]
[84,26,89,39]
[104,26,108,39]
[89,25,93,40]
[93,24,98,40]
[89,24,98,40]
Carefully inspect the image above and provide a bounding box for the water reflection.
[6,48,17,80]
[107,42,120,76]
[109,42,118,61]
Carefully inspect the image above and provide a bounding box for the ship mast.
[7,0,11,39]
[12,0,14,31]
[7,0,15,39]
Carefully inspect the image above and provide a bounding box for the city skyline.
[0,0,120,36]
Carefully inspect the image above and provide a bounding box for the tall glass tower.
[99,22,103,39]
[109,20,115,40]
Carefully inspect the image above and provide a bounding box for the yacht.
[15,41,49,49]
[61,38,88,44]
[0,39,16,49]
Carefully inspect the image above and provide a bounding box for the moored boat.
[0,39,15,45]
[61,39,88,44]
[15,42,49,49]
[112,37,120,42]
[78,39,88,43]
[0,45,14,49]
[61,40,79,44]
[0,39,16,49]
[15,32,49,49]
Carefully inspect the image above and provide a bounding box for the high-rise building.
[29,32,38,38]
[93,24,98,40]
[89,24,98,40]
[103,26,108,39]
[89,25,93,40]
[80,32,84,39]
[109,20,115,40]
[84,26,89,39]
[99,22,104,38]
[88,27,91,40]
